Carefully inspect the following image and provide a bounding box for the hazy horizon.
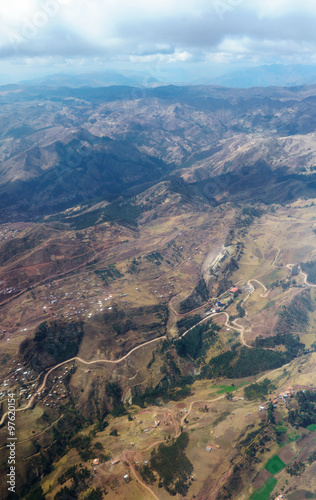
[2,0,316,86]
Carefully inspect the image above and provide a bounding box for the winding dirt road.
[0,336,166,426]
[0,274,273,426]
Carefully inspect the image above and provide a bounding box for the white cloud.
[243,0,316,17]
[2,0,316,83]
[130,50,192,65]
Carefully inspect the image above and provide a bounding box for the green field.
[265,455,286,475]
[307,424,316,431]
[215,382,247,394]
[250,477,277,500]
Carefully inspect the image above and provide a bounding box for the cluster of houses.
[42,277,114,321]
[0,286,16,297]
[256,387,297,412]
[271,387,296,407]
[0,226,21,242]
[0,361,39,399]
[207,286,240,313]
[41,370,71,407]
[0,359,73,410]
[149,280,175,300]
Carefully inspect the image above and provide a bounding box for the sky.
[1,0,316,85]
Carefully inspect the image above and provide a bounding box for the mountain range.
[2,82,316,222]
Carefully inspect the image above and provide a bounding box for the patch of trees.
[175,320,219,360]
[112,319,137,336]
[67,434,108,466]
[241,206,266,218]
[105,382,126,416]
[301,260,316,284]
[244,379,276,400]
[57,465,91,496]
[132,375,195,407]
[216,464,243,500]
[234,206,265,230]
[286,461,306,476]
[83,489,103,500]
[94,265,123,284]
[139,464,156,484]
[254,333,305,357]
[58,466,80,485]
[268,402,276,425]
[274,289,314,334]
[236,301,246,318]
[25,485,45,500]
[217,277,233,296]
[267,279,287,290]
[145,251,164,265]
[66,210,101,231]
[20,321,84,373]
[224,229,235,247]
[128,257,141,273]
[308,451,316,465]
[176,314,202,335]
[65,199,145,230]
[288,390,316,429]
[102,199,145,227]
[148,432,193,496]
[105,382,122,403]
[201,344,292,379]
[178,277,209,314]
[237,427,262,451]
[222,256,239,276]
[71,436,94,461]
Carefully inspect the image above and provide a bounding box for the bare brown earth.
[252,469,272,489]
[278,444,297,464]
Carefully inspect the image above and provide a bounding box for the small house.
[93,459,100,466]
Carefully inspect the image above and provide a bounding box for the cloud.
[2,0,316,82]
[130,50,193,65]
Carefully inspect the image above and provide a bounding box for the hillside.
[2,84,316,221]
[0,84,316,500]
